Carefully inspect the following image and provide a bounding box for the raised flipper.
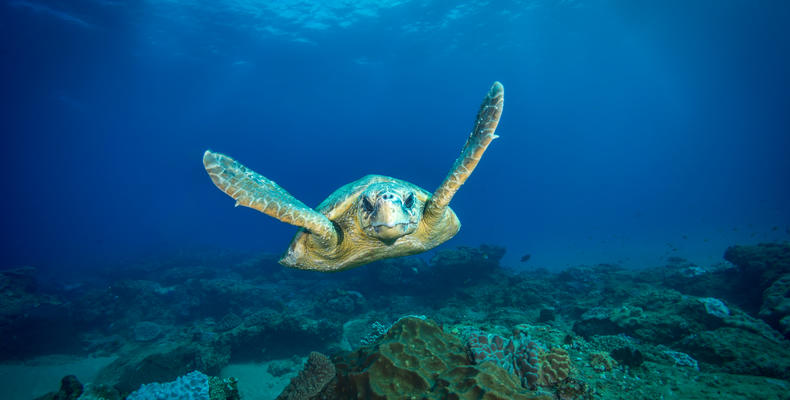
[203,151,337,245]
[425,81,504,219]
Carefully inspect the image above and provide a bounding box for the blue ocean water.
[2,0,789,272]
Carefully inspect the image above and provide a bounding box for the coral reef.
[6,243,790,400]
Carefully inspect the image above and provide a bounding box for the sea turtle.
[203,81,504,272]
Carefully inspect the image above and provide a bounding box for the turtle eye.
[404,193,415,208]
[362,196,374,212]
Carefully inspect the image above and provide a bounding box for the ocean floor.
[0,355,115,400]
[220,361,298,400]
[2,242,789,399]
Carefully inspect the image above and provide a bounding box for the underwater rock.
[339,318,372,351]
[723,242,790,313]
[34,375,84,400]
[759,273,790,337]
[660,349,699,371]
[190,277,282,319]
[573,289,781,345]
[276,351,335,400]
[0,266,37,299]
[0,267,80,358]
[588,351,616,372]
[340,318,390,351]
[215,313,243,332]
[326,316,544,399]
[538,308,556,323]
[427,244,506,287]
[133,321,162,342]
[609,347,644,368]
[267,358,299,377]
[219,310,341,360]
[724,243,790,286]
[677,327,790,379]
[77,384,122,400]
[126,370,208,400]
[323,289,366,315]
[371,257,425,289]
[125,370,240,400]
[207,376,241,400]
[699,297,730,318]
[243,307,280,327]
[641,257,739,302]
[95,342,230,395]
[158,265,218,286]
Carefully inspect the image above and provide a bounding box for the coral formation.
[9,243,790,400]
[464,327,553,389]
[327,316,543,399]
[588,351,615,372]
[276,352,335,400]
[536,347,571,387]
[126,371,209,400]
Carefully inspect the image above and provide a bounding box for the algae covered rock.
[95,342,230,395]
[723,242,790,314]
[573,289,780,344]
[759,273,790,337]
[0,267,79,358]
[724,243,790,287]
[133,321,162,342]
[677,327,790,379]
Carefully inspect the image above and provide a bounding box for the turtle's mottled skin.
[203,82,504,271]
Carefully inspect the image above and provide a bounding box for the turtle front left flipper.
[425,81,504,220]
[203,150,338,245]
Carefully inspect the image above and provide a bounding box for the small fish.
[520,254,531,262]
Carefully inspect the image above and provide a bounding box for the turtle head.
[358,183,423,242]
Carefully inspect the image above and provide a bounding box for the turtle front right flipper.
[425,81,504,220]
[203,150,337,245]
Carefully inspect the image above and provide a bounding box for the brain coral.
[537,348,571,387]
[465,327,571,390]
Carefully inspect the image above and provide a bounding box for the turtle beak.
[369,195,413,240]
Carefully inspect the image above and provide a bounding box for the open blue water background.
[2,0,789,273]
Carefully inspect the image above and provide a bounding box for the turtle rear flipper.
[203,151,337,245]
[426,81,504,219]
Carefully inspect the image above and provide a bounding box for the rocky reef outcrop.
[7,242,790,400]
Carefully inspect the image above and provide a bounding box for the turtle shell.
[279,174,460,271]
